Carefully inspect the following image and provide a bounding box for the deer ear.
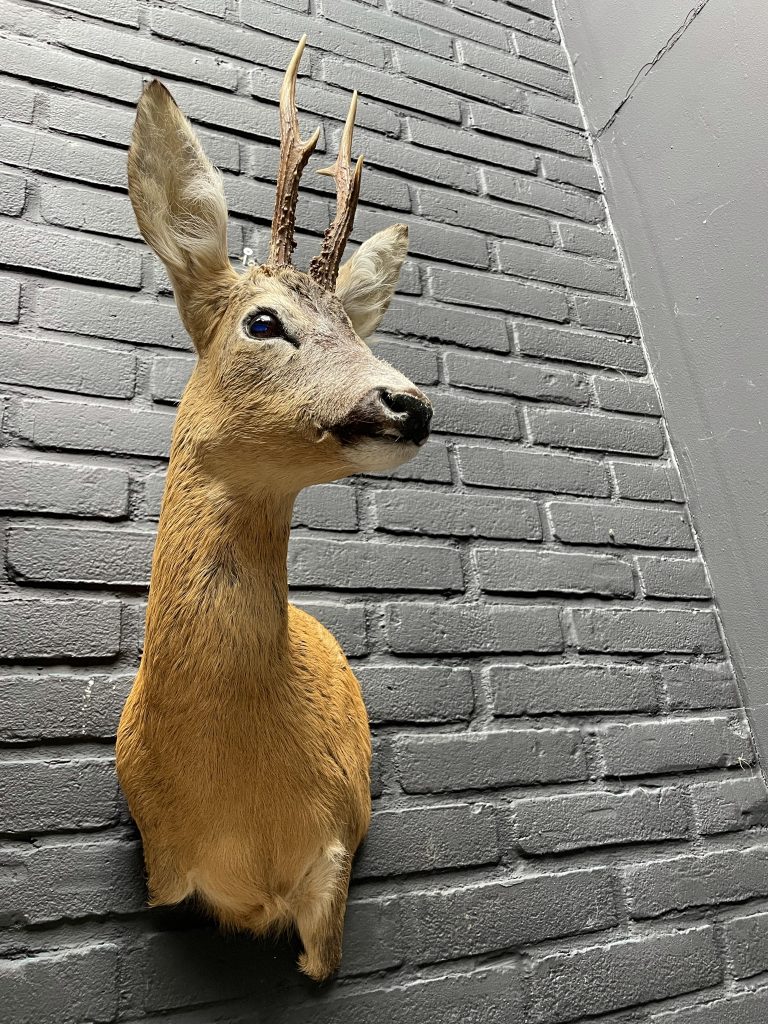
[335,224,408,340]
[128,80,237,347]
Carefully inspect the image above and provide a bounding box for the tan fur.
[116,81,427,981]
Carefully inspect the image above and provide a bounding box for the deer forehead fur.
[116,43,429,983]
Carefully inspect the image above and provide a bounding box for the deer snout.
[334,386,432,447]
[378,389,432,445]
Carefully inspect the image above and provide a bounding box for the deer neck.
[142,439,296,688]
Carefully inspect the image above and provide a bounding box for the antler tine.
[309,91,364,290]
[268,35,321,267]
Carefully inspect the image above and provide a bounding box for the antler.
[268,35,321,266]
[308,91,364,290]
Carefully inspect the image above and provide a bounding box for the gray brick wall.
[0,0,766,1021]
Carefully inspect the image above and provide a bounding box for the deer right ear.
[335,224,409,340]
[128,81,237,348]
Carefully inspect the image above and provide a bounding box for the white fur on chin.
[346,438,420,472]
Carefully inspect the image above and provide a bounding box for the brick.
[446,350,587,403]
[397,47,526,110]
[38,286,189,350]
[0,333,135,399]
[506,786,688,855]
[367,439,452,483]
[292,484,357,531]
[527,90,584,129]
[291,602,368,656]
[548,501,694,548]
[27,0,139,24]
[8,524,155,588]
[150,353,194,404]
[323,59,459,122]
[557,221,618,260]
[249,66,400,140]
[15,397,176,458]
[0,597,121,660]
[494,171,601,226]
[690,774,768,835]
[457,40,574,100]
[40,181,139,241]
[273,964,525,1024]
[431,266,568,322]
[625,843,768,918]
[612,459,685,502]
[354,209,489,270]
[597,715,752,776]
[395,727,585,792]
[374,489,541,540]
[386,602,563,654]
[637,555,711,600]
[430,389,520,439]
[0,944,119,1024]
[355,803,497,878]
[357,662,474,724]
[0,455,129,518]
[0,672,131,740]
[401,868,615,963]
[416,187,553,245]
[471,103,589,159]
[0,77,35,123]
[476,547,634,596]
[528,406,664,456]
[573,293,640,335]
[150,4,300,67]
[513,30,568,71]
[0,755,118,831]
[529,926,721,1023]
[515,322,647,373]
[59,19,237,90]
[454,0,558,38]
[491,662,658,716]
[540,151,601,192]
[0,169,25,215]
[407,116,537,174]
[344,128,477,192]
[382,298,508,352]
[288,537,463,591]
[572,608,722,655]
[0,276,21,323]
[341,898,403,975]
[389,0,509,49]
[324,0,451,57]
[663,661,738,710]
[725,911,768,978]
[241,0,387,66]
[1,33,141,101]
[459,444,611,496]
[500,241,624,296]
[0,835,144,924]
[594,375,661,415]
[651,990,768,1024]
[2,220,141,288]
[370,338,438,385]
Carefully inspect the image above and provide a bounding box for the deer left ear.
[335,224,408,340]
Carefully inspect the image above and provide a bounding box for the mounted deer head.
[127,36,431,495]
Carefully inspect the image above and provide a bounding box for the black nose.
[379,389,432,445]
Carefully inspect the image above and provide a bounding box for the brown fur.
[116,80,427,980]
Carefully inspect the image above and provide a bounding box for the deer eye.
[244,312,284,341]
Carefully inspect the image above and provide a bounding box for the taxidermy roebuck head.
[117,37,430,984]
[128,36,431,491]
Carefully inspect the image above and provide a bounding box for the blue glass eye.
[245,313,283,340]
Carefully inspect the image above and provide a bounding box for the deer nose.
[378,388,432,445]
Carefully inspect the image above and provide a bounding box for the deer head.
[127,37,431,494]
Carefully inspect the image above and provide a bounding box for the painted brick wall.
[1,1,767,1021]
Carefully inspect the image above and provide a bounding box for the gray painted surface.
[2,0,768,1021]
[558,0,768,761]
